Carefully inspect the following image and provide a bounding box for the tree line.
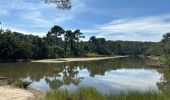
[0,25,169,61]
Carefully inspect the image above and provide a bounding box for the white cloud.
[97,69,161,92]
[1,26,45,37]
[2,0,168,42]
[0,0,53,10]
[0,0,87,36]
[83,14,170,41]
[99,15,170,34]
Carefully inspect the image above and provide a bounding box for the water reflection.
[29,68,162,94]
[0,58,169,94]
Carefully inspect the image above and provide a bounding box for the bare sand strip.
[0,86,34,100]
[31,56,127,63]
[147,56,159,60]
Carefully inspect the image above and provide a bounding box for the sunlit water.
[28,68,162,93]
[0,58,169,94]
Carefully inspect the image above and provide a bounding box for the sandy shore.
[0,85,34,100]
[31,56,127,63]
[147,56,159,60]
[0,85,45,100]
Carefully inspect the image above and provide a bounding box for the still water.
[0,58,169,94]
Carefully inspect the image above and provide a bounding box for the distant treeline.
[0,25,169,61]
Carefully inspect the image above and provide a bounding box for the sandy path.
[31,56,127,63]
[0,86,34,100]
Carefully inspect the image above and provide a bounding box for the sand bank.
[0,86,34,100]
[31,56,127,63]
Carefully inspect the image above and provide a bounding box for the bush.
[85,53,103,57]
[159,55,170,66]
[45,87,166,100]
[12,80,32,89]
[48,46,65,58]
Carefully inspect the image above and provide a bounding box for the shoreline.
[0,85,45,100]
[0,56,127,99]
[0,56,165,100]
[0,85,35,100]
[147,56,159,60]
[27,87,45,100]
[31,56,127,63]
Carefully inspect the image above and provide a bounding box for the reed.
[45,87,166,100]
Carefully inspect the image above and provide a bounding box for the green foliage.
[45,87,166,100]
[45,87,105,100]
[0,30,33,59]
[107,91,166,100]
[14,42,33,59]
[0,28,159,60]
[0,25,170,61]
[48,46,65,58]
[12,80,31,89]
[159,34,170,66]
[162,32,170,43]
[46,25,64,46]
[64,30,85,56]
[85,53,103,57]
[160,55,170,66]
[12,80,25,88]
[88,37,155,56]
[89,36,110,55]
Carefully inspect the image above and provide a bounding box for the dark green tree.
[46,25,65,46]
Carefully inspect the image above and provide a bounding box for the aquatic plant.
[45,87,167,100]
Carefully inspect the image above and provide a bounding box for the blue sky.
[0,0,170,41]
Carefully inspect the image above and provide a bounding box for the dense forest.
[0,25,170,64]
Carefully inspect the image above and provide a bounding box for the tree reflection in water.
[0,57,169,94]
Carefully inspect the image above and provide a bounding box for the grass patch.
[107,92,166,100]
[85,53,104,57]
[45,87,105,100]
[44,87,167,100]
[12,80,32,89]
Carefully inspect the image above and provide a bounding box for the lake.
[0,57,170,96]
